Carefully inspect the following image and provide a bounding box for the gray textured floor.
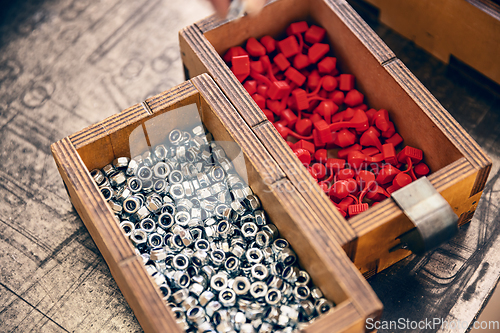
[0,0,211,332]
[0,0,499,332]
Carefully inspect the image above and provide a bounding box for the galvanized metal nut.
[181,296,198,311]
[113,157,130,170]
[102,164,116,177]
[265,288,282,306]
[174,211,190,227]
[173,254,189,271]
[90,169,105,185]
[119,221,134,236]
[186,306,205,325]
[126,159,139,177]
[205,300,222,317]
[251,264,269,281]
[172,271,190,289]
[293,285,310,301]
[219,288,237,308]
[100,186,114,201]
[123,196,140,214]
[130,229,147,247]
[295,270,310,287]
[249,281,268,299]
[137,165,153,181]
[210,272,228,292]
[198,290,215,307]
[272,238,289,254]
[169,184,184,200]
[241,222,258,240]
[133,205,150,221]
[278,247,297,267]
[210,249,226,267]
[168,170,184,184]
[158,284,171,301]
[315,298,334,315]
[147,233,163,247]
[246,248,263,265]
[157,212,174,229]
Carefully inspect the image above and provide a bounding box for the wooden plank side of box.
[362,0,500,84]
[51,138,136,267]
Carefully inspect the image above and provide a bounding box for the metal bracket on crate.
[389,176,459,255]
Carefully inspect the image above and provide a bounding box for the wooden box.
[51,74,382,333]
[357,0,500,85]
[179,0,492,277]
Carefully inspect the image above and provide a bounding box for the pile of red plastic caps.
[223,21,430,218]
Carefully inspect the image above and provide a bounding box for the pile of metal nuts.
[90,125,335,333]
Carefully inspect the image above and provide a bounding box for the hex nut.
[219,288,237,308]
[210,273,228,292]
[113,157,130,170]
[198,290,215,307]
[90,169,105,185]
[250,281,268,299]
[233,276,250,296]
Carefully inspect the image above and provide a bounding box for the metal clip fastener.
[390,176,458,255]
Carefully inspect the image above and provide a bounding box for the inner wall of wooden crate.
[77,91,350,306]
[203,0,464,174]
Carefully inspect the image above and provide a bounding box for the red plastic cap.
[251,93,266,109]
[308,43,330,64]
[287,21,309,35]
[246,37,267,57]
[318,57,337,74]
[333,129,356,148]
[338,144,362,159]
[223,46,248,63]
[293,148,312,165]
[305,25,326,44]
[313,119,334,143]
[231,55,250,76]
[243,80,257,95]
[414,163,430,178]
[260,36,276,53]
[262,109,274,122]
[293,54,310,70]
[277,36,300,58]
[292,89,309,110]
[267,81,291,100]
[314,149,328,164]
[326,158,346,172]
[348,203,369,216]
[273,53,291,71]
[382,143,398,165]
[376,164,401,184]
[397,146,423,164]
[284,67,306,86]
[310,163,326,180]
[322,76,337,92]
[250,60,265,74]
[344,89,364,107]
[329,180,350,200]
[329,90,344,105]
[385,133,403,147]
[339,74,355,91]
[295,118,313,137]
[307,70,321,91]
[392,173,412,189]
